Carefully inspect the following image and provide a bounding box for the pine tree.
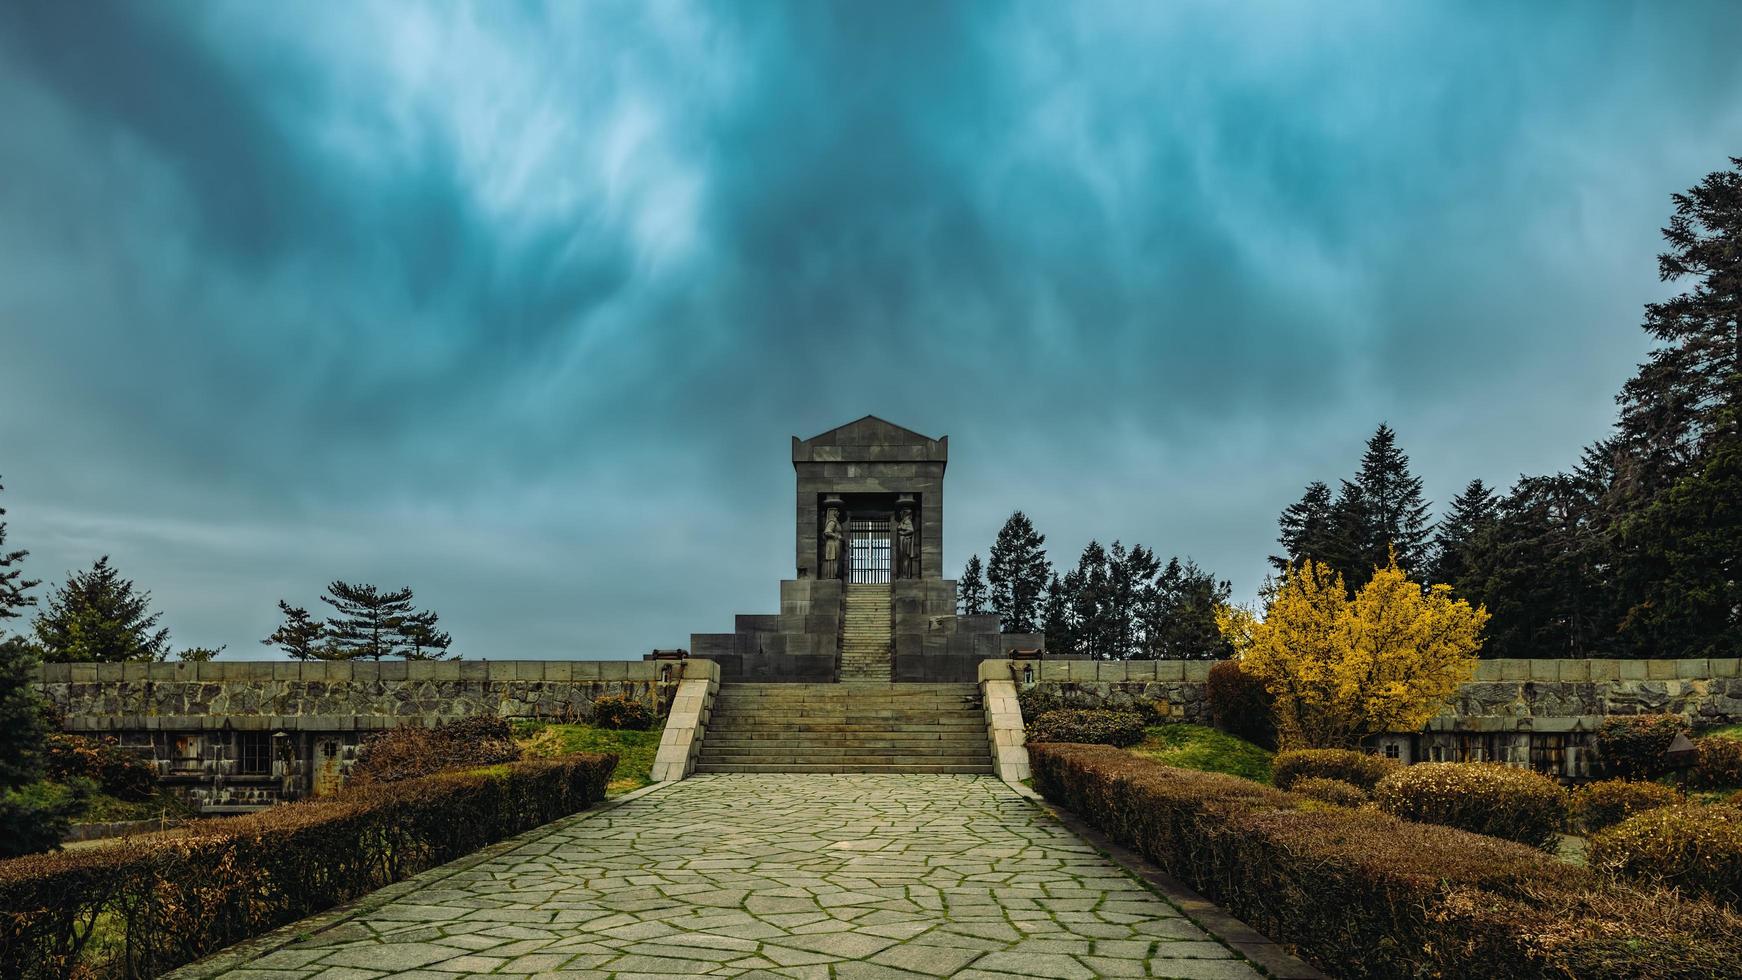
[320,582,416,661]
[1272,479,1367,588]
[1428,479,1500,588]
[0,476,38,625]
[399,609,455,660]
[1271,481,1334,575]
[1040,573,1073,656]
[957,554,989,615]
[1066,541,1117,659]
[34,556,171,663]
[1458,475,1611,658]
[262,601,329,661]
[1616,424,1741,657]
[1105,541,1160,660]
[1615,157,1742,496]
[1143,557,1234,660]
[1352,424,1434,578]
[986,512,1050,633]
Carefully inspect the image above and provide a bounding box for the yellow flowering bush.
[1221,557,1487,749]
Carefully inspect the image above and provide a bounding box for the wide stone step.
[703,734,989,746]
[699,739,989,751]
[693,763,995,774]
[706,718,984,727]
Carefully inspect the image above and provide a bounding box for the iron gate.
[849,518,891,583]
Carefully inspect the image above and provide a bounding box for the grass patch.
[76,790,198,825]
[1129,723,1274,784]
[1703,724,1742,741]
[515,722,660,795]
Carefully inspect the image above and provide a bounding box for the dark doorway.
[849,517,891,583]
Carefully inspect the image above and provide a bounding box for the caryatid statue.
[821,507,844,580]
[895,504,919,579]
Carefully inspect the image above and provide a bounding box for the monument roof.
[792,415,947,463]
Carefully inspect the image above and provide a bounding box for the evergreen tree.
[1065,541,1116,659]
[1105,541,1160,660]
[1428,479,1500,588]
[1458,475,1611,658]
[34,556,171,663]
[1143,557,1234,660]
[1615,425,1741,657]
[175,645,225,663]
[1615,156,1742,496]
[399,609,455,660]
[0,477,38,624]
[0,636,46,791]
[1040,573,1073,656]
[986,512,1050,633]
[320,582,416,660]
[957,554,989,615]
[1351,423,1434,578]
[1271,481,1334,575]
[1272,478,1368,589]
[263,600,329,661]
[0,484,86,858]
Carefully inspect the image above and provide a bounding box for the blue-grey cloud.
[1,0,1739,657]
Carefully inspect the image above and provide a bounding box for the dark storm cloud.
[1,1,1739,656]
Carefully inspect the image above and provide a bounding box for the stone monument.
[688,416,1041,681]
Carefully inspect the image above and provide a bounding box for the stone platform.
[175,775,1295,979]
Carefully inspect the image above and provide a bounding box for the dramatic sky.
[2,2,1739,659]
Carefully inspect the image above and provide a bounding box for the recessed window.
[236,733,273,775]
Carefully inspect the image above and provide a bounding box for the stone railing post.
[650,659,719,782]
[979,659,1029,782]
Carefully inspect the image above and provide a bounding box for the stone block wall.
[37,659,683,732]
[36,659,692,811]
[988,657,1742,729]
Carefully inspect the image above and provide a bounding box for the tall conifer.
[986,512,1050,633]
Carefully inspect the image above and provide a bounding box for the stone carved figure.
[821,507,844,580]
[896,506,919,579]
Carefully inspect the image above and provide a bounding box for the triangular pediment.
[800,415,939,447]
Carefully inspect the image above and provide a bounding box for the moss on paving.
[1129,723,1274,784]
[514,722,661,795]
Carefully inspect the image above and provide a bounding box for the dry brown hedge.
[1290,776,1367,807]
[1587,802,1742,907]
[1573,778,1683,833]
[0,753,615,979]
[1030,742,1742,980]
[1271,747,1400,791]
[349,716,522,784]
[1375,762,1568,851]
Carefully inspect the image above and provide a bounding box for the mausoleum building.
[687,416,1040,682]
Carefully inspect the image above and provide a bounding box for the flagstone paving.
[202,775,1265,979]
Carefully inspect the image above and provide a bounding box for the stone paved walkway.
[208,775,1264,980]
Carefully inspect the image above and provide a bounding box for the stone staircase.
[693,683,993,774]
[840,583,893,681]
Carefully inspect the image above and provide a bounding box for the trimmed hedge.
[591,694,654,730]
[1204,659,1275,749]
[1374,762,1568,851]
[1271,748,1400,791]
[1588,803,1742,907]
[350,716,522,784]
[44,733,155,802]
[1691,735,1742,790]
[1026,709,1146,747]
[1291,777,1367,807]
[1594,714,1690,780]
[1573,779,1683,833]
[1030,742,1742,979]
[0,754,615,979]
